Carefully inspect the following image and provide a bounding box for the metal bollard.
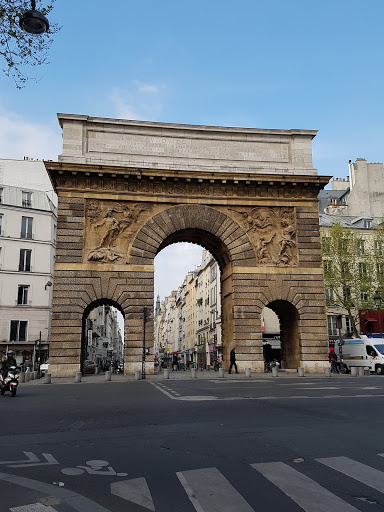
[163,369,169,379]
[95,367,99,375]
[75,372,82,383]
[19,372,25,383]
[191,368,197,379]
[298,367,304,377]
[135,370,141,380]
[358,366,364,377]
[272,367,279,377]
[245,368,251,378]
[351,367,358,377]
[45,373,51,384]
[364,368,370,376]
[325,368,331,377]
[25,372,30,382]
[105,371,111,381]
[218,368,224,378]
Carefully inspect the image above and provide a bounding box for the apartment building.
[0,159,57,367]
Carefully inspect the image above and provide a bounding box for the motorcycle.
[0,366,19,397]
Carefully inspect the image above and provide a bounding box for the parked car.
[83,360,96,374]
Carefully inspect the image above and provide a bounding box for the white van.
[334,337,384,375]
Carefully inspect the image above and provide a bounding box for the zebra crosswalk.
[110,454,384,511]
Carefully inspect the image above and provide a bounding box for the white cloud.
[109,81,163,121]
[0,106,61,161]
[154,243,203,301]
[134,81,159,93]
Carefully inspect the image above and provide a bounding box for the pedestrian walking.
[228,347,239,374]
[329,347,340,374]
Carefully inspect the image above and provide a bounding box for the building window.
[375,241,383,256]
[377,264,383,276]
[211,285,217,305]
[323,260,332,275]
[17,285,29,305]
[22,191,32,208]
[360,291,368,302]
[359,262,367,278]
[327,316,338,336]
[10,320,28,341]
[19,249,32,272]
[358,241,365,255]
[345,316,352,334]
[363,220,372,229]
[0,188,3,203]
[0,214,3,236]
[325,288,334,304]
[21,216,33,239]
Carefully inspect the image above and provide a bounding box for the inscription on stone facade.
[88,131,289,164]
[84,200,150,264]
[229,206,297,266]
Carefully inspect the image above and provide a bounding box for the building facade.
[0,159,57,367]
[319,158,384,341]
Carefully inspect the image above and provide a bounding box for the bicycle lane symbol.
[61,459,128,477]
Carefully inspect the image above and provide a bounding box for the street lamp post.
[373,290,383,338]
[19,0,50,35]
[142,307,148,380]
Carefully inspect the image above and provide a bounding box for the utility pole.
[142,307,148,380]
[336,315,344,372]
[38,331,41,369]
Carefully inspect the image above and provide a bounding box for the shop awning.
[365,318,377,322]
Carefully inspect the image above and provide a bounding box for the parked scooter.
[0,365,19,397]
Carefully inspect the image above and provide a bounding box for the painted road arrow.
[111,477,155,511]
[0,452,59,468]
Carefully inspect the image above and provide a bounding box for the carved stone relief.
[84,200,150,264]
[229,206,297,266]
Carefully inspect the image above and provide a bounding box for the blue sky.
[1,0,383,300]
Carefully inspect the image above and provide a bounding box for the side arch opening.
[266,300,301,369]
[81,299,125,375]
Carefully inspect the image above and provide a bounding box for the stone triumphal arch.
[45,114,330,377]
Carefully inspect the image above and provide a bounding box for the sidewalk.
[20,368,353,385]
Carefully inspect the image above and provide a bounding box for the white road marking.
[9,453,59,468]
[10,504,57,512]
[111,477,155,511]
[0,452,40,465]
[151,383,384,401]
[317,456,384,493]
[179,396,218,401]
[177,467,254,512]
[292,387,341,390]
[252,461,359,511]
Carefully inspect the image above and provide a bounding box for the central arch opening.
[154,241,224,372]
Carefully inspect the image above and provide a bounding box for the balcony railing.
[15,300,32,306]
[20,232,34,240]
[22,200,32,208]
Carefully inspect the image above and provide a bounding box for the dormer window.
[363,219,372,229]
[22,191,32,208]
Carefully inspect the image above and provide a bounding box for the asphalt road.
[2,375,384,512]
